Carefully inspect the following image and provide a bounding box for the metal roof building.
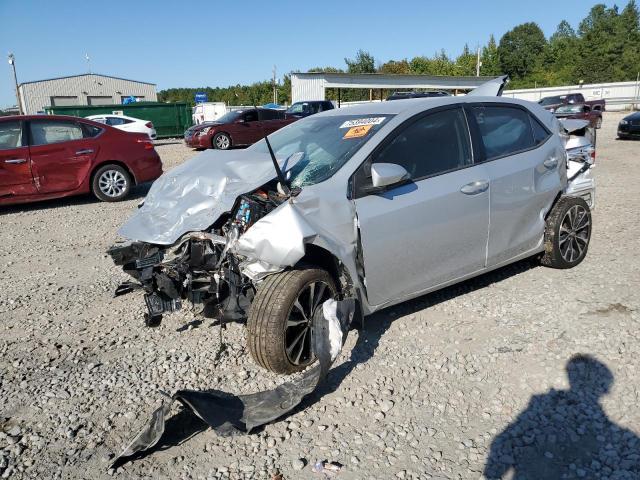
[18,73,157,114]
[291,72,501,104]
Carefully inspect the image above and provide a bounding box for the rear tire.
[213,133,231,150]
[541,196,591,269]
[92,164,131,202]
[247,268,336,374]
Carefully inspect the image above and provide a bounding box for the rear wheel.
[213,132,231,150]
[247,268,336,374]
[92,164,131,202]
[541,196,591,269]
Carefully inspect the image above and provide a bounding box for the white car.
[86,114,156,139]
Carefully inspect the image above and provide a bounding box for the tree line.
[158,2,640,105]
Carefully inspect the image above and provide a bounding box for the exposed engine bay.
[109,182,287,325]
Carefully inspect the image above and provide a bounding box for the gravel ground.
[1,113,639,480]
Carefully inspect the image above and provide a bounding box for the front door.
[28,119,99,194]
[353,107,490,307]
[0,120,36,198]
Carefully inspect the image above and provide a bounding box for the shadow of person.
[484,354,640,479]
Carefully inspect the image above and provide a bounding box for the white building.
[18,73,157,114]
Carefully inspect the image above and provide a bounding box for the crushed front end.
[108,186,286,326]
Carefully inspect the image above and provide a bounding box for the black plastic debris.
[110,298,355,469]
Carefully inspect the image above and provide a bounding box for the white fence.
[502,80,640,111]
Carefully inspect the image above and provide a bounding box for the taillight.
[137,138,154,150]
[145,122,153,129]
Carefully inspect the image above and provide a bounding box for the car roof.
[320,95,535,116]
[86,113,141,121]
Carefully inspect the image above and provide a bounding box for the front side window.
[249,114,393,187]
[471,106,535,160]
[30,120,83,146]
[372,107,472,180]
[0,121,23,150]
[286,103,304,114]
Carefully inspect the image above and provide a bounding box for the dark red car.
[0,115,162,206]
[553,104,603,129]
[184,108,296,150]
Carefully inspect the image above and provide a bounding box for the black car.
[618,111,640,139]
[386,91,450,101]
[285,100,334,118]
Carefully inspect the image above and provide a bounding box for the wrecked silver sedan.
[109,80,595,374]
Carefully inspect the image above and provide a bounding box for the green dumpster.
[44,102,193,138]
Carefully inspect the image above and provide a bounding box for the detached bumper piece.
[109,298,355,469]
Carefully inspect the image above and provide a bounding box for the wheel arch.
[295,244,356,298]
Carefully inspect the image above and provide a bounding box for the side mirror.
[370,163,410,189]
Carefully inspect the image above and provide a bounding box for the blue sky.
[0,0,629,108]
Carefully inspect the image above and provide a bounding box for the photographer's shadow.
[484,355,640,479]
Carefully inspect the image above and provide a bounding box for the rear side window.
[530,115,550,145]
[372,107,472,181]
[0,121,23,150]
[106,117,132,126]
[471,106,535,160]
[30,120,83,146]
[81,123,103,138]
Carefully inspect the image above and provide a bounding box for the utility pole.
[272,65,277,104]
[7,53,23,115]
[476,46,482,77]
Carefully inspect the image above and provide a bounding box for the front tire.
[541,196,591,269]
[247,268,336,374]
[213,132,231,150]
[92,164,131,202]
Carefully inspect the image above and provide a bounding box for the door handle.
[4,158,27,164]
[460,180,489,195]
[75,149,94,155]
[544,156,558,169]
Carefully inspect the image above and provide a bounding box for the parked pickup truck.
[538,93,605,114]
[553,103,603,129]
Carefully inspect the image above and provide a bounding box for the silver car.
[109,78,595,374]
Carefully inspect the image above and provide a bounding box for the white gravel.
[1,114,639,479]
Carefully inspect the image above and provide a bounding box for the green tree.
[498,22,547,80]
[378,59,411,74]
[344,50,376,73]
[574,4,622,82]
[480,35,501,76]
[455,43,477,76]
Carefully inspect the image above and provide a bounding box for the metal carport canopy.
[317,72,500,89]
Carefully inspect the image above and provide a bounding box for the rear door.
[353,106,490,306]
[230,109,261,145]
[466,103,562,266]
[28,118,100,194]
[0,119,36,197]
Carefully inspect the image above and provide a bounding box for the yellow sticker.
[343,124,372,139]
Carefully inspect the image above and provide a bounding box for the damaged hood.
[119,147,299,245]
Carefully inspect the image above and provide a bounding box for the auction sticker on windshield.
[339,117,387,129]
[343,124,373,139]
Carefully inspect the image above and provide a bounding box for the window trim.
[464,102,552,164]
[349,104,476,200]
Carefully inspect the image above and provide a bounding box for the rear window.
[471,106,535,160]
[0,121,23,150]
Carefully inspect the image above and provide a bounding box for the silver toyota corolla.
[109,78,595,374]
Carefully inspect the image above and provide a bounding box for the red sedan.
[184,108,296,150]
[0,115,162,206]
